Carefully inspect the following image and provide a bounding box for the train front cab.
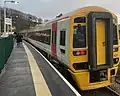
[68,10,119,90]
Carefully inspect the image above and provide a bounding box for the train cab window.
[73,24,86,48]
[60,30,66,46]
[113,24,118,45]
[74,17,86,23]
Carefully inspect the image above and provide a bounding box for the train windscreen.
[73,25,86,48]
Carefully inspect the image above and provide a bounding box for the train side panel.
[27,23,52,56]
[28,38,51,55]
[56,18,70,66]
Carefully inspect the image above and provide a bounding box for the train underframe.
[69,67,118,90]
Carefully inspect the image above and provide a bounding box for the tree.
[0,7,42,32]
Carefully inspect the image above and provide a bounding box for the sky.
[0,0,120,23]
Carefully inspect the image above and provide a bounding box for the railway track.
[80,87,119,96]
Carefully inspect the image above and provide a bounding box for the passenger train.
[21,6,120,90]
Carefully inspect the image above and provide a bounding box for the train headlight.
[76,51,80,55]
[113,58,119,64]
[73,50,86,56]
[113,48,118,52]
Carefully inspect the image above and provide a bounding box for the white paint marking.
[24,41,81,96]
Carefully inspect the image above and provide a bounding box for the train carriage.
[22,6,120,90]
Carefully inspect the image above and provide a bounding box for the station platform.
[0,42,80,96]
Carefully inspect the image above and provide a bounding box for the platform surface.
[0,42,79,96]
[0,44,36,96]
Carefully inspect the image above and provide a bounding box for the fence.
[0,35,13,72]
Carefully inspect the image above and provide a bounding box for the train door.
[57,19,70,65]
[51,22,57,56]
[88,12,113,70]
[96,20,106,65]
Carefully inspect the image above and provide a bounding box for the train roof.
[20,6,117,33]
[45,6,117,24]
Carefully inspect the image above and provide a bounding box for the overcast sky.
[1,0,120,22]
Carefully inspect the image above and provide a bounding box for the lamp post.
[4,0,18,35]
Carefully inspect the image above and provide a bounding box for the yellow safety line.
[23,43,52,96]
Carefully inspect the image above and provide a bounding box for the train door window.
[60,30,66,46]
[73,24,86,48]
[52,31,57,44]
[113,24,118,45]
[47,30,51,45]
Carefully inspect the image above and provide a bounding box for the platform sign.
[5,18,12,25]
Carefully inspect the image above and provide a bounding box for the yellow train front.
[68,6,119,90]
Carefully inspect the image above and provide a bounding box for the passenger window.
[29,30,51,45]
[60,30,66,46]
[73,24,86,48]
[74,17,86,23]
